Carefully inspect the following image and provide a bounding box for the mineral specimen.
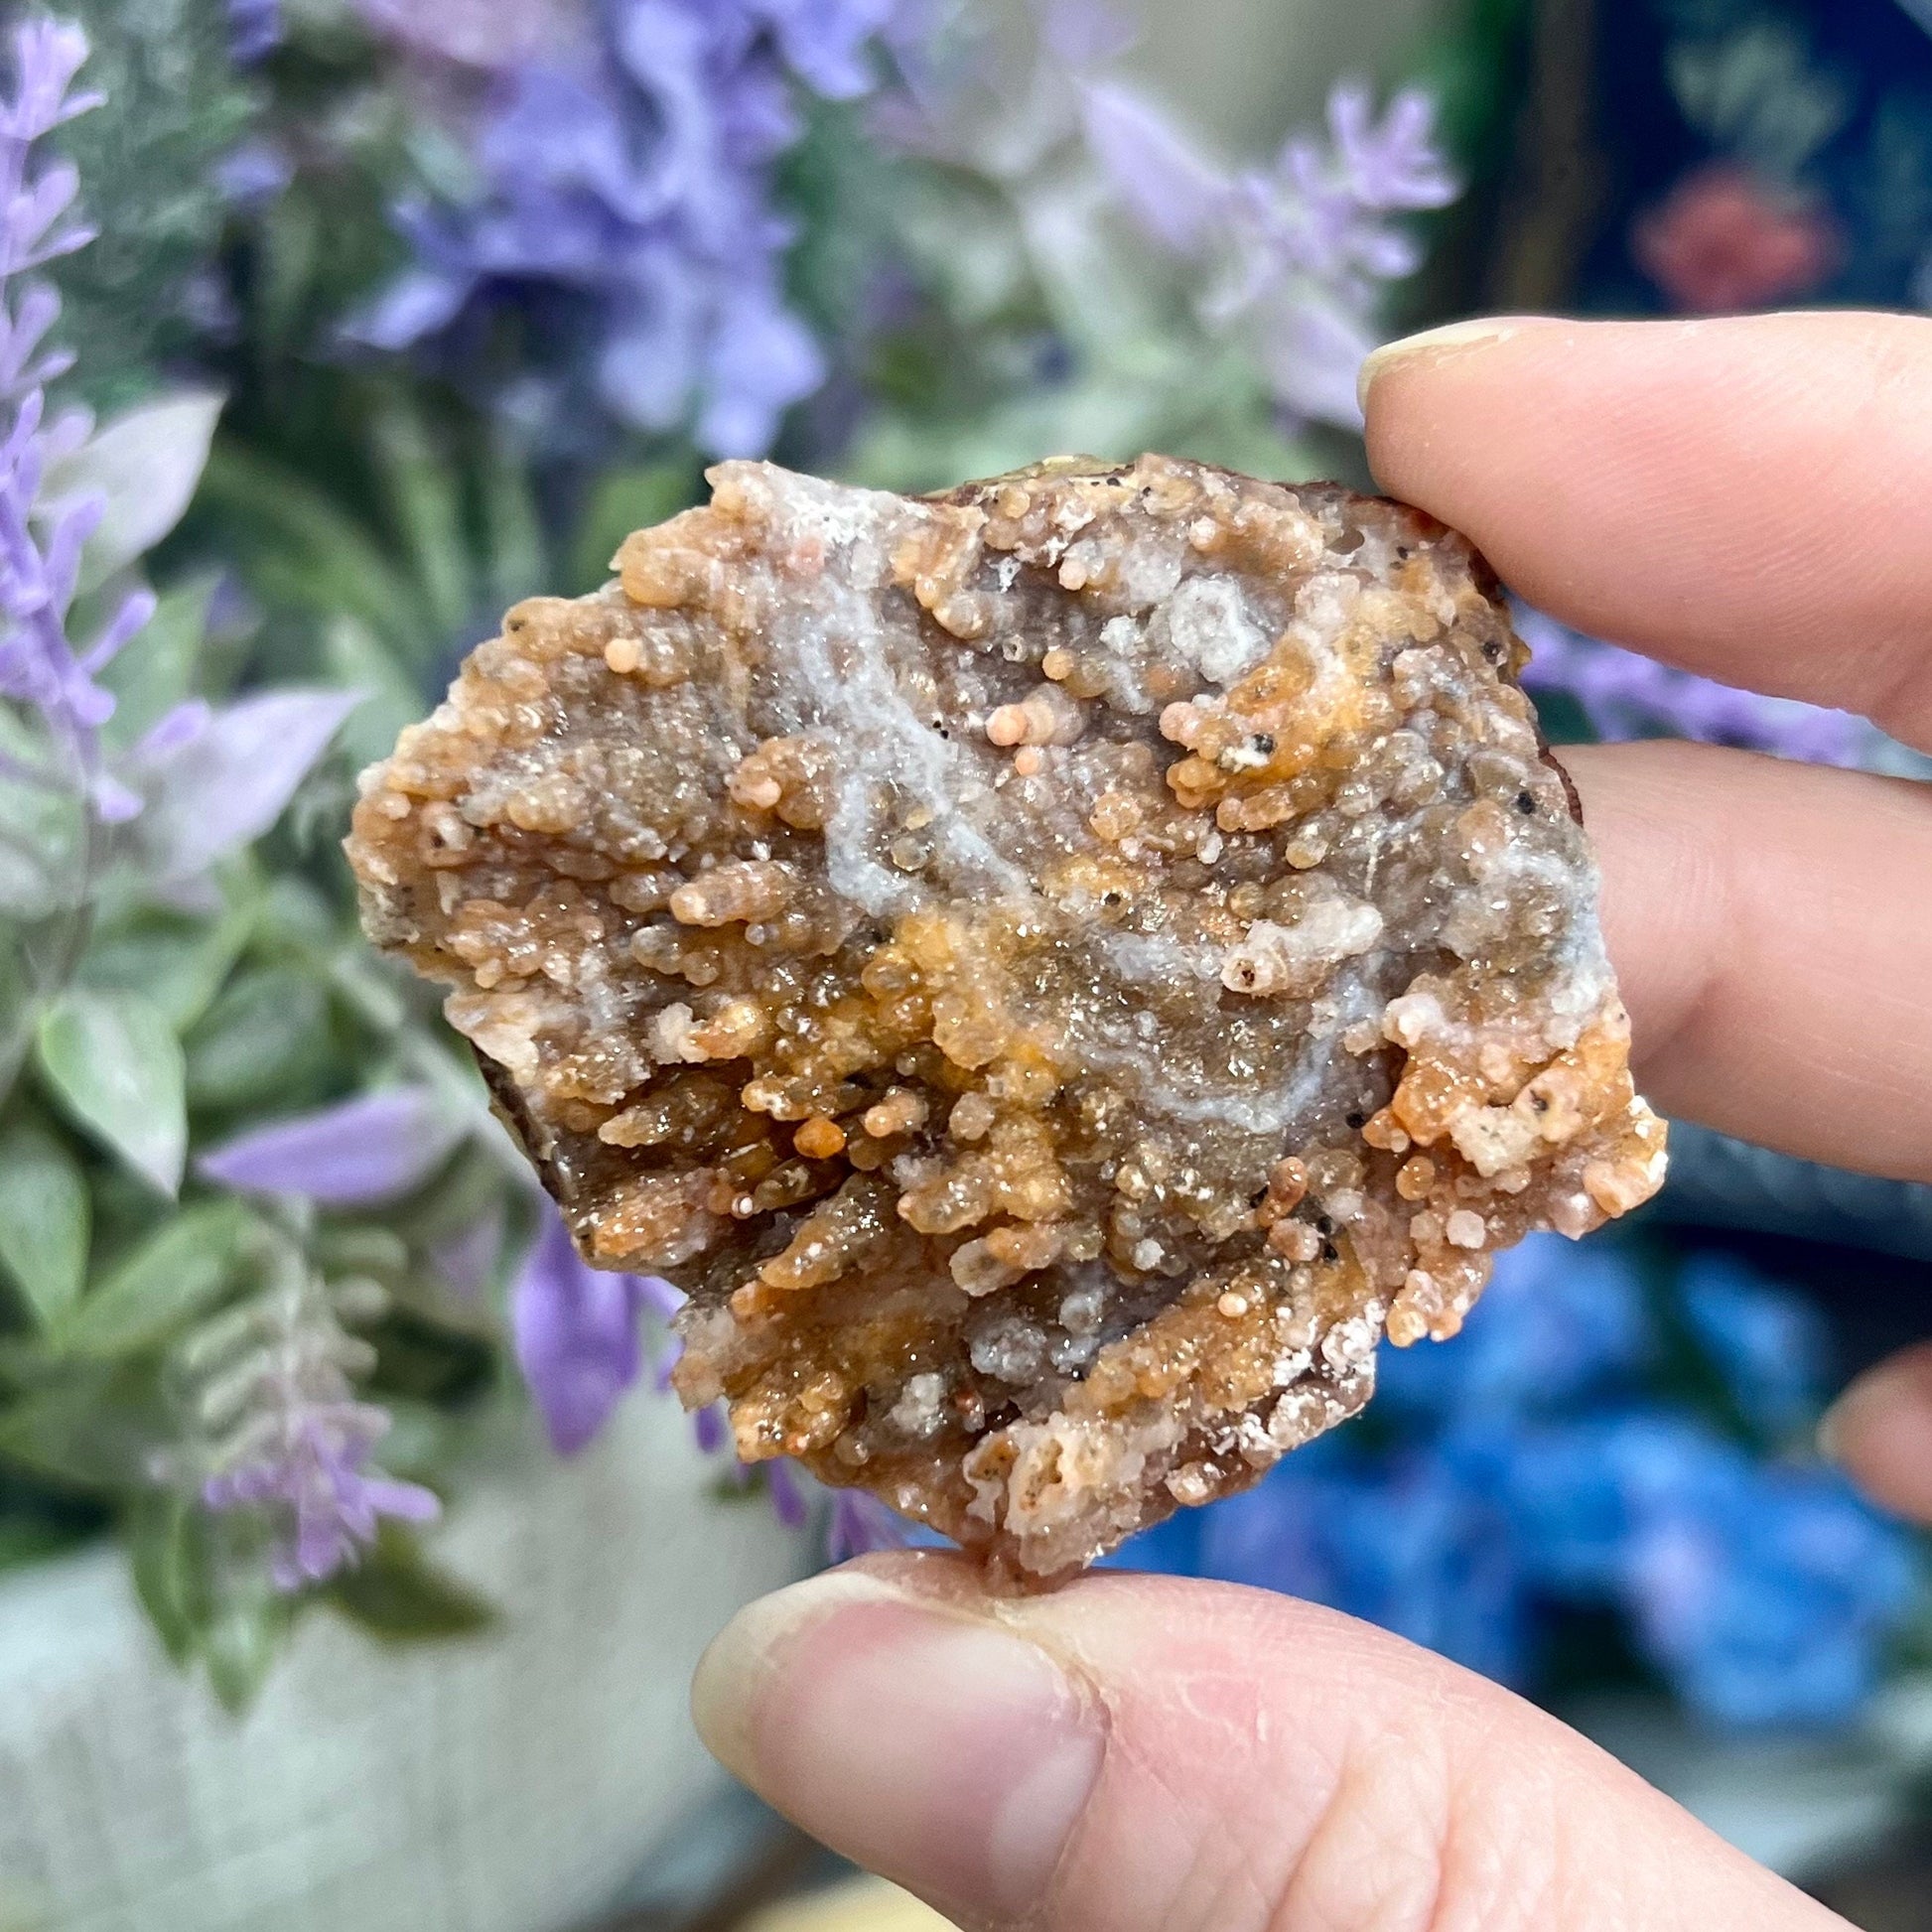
[347,454,1666,1584]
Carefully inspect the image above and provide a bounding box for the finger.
[1822,1342,1932,1523]
[1361,311,1932,749]
[1562,739,1932,1184]
[692,1555,1845,1932]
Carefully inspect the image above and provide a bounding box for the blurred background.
[2,0,1931,1927]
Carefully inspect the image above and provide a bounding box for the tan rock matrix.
[347,454,1666,1584]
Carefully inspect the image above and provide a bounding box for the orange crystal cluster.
[347,455,1666,1582]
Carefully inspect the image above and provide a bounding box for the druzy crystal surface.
[347,455,1666,1582]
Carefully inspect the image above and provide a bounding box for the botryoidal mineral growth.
[348,454,1666,1584]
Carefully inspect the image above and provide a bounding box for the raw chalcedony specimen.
[347,454,1666,1583]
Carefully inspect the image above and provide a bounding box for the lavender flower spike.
[1082,76,1456,429]
[195,1256,439,1591]
[354,0,903,457]
[205,1401,439,1590]
[0,19,150,788]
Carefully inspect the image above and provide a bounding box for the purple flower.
[691,1398,730,1455]
[1082,77,1455,428]
[355,0,901,456]
[213,138,293,208]
[225,0,282,66]
[199,1086,470,1204]
[827,1487,914,1561]
[1515,605,1872,765]
[766,1456,811,1529]
[1513,1415,1916,1727]
[511,1208,670,1453]
[1677,1252,1826,1441]
[1040,0,1137,69]
[743,0,899,99]
[0,19,149,786]
[206,1402,439,1589]
[195,1258,439,1591]
[1622,1454,1914,1728]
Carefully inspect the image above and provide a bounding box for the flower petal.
[511,1211,649,1454]
[199,1087,466,1203]
[1080,80,1231,254]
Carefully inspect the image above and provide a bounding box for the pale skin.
[690,313,1932,1932]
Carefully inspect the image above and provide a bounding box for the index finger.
[1361,310,1932,752]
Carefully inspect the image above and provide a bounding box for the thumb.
[692,1553,1849,1932]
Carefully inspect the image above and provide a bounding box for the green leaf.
[197,446,429,660]
[0,1364,155,1487]
[256,186,323,362]
[59,1200,249,1358]
[257,875,342,955]
[44,391,224,592]
[0,1119,89,1327]
[127,1491,200,1665]
[322,615,427,775]
[370,401,471,640]
[569,462,701,593]
[35,990,187,1194]
[77,897,258,1033]
[205,1590,293,1714]
[98,573,216,753]
[125,1492,293,1707]
[184,967,334,1110]
[328,1524,494,1643]
[311,1223,410,1281]
[0,1512,97,1574]
[480,436,547,615]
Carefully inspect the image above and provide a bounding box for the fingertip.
[1821,1342,1932,1524]
[1361,314,1562,483]
[691,1564,913,1784]
[1362,309,1932,740]
[691,1559,1106,1922]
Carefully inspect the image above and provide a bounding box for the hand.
[689,313,1932,1932]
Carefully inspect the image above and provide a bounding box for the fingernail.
[692,1567,1104,1919]
[1357,316,1534,413]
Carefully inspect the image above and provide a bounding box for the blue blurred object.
[1109,1234,1919,1729]
[1677,1251,1828,1440]
[1373,1230,1653,1424]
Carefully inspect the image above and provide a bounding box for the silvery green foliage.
[1080,78,1454,427]
[846,3,1450,490]
[45,0,252,412]
[182,1222,438,1594]
[0,20,497,1695]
